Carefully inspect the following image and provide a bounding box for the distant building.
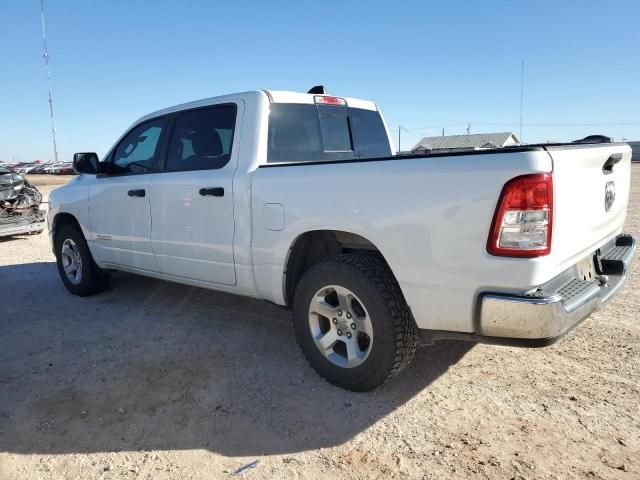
[627,141,640,162]
[412,132,520,154]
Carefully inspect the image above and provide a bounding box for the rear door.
[89,116,168,271]
[148,103,241,286]
[549,143,631,263]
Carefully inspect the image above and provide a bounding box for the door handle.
[127,189,146,197]
[199,187,224,197]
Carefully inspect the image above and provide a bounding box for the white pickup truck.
[48,88,635,391]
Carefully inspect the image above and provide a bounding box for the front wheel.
[293,254,417,391]
[55,224,111,296]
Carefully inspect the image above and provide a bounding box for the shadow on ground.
[0,262,473,456]
[0,234,32,243]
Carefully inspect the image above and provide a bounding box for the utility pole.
[40,0,59,163]
[520,61,524,142]
[467,123,471,135]
[442,128,444,137]
[398,126,401,153]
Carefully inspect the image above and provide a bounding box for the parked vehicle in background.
[30,163,52,174]
[1,161,78,175]
[0,166,45,237]
[51,163,76,175]
[48,88,635,391]
[15,163,40,174]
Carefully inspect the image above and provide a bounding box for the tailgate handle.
[602,153,622,174]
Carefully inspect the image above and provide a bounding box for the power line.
[475,121,640,127]
[403,121,640,137]
[40,0,58,163]
[402,123,469,131]
[397,120,640,146]
[398,126,439,138]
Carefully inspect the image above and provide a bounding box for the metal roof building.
[412,132,520,153]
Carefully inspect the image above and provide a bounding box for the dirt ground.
[1,167,639,480]
[23,174,74,188]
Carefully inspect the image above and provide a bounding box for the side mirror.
[72,152,99,174]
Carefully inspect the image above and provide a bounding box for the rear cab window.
[267,101,391,164]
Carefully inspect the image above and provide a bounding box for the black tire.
[55,224,111,296]
[293,253,418,391]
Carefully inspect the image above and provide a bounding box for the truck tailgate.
[549,143,631,266]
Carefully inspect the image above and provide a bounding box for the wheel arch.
[51,212,82,245]
[282,229,403,306]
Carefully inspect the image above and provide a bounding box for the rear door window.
[267,104,390,163]
[165,104,236,172]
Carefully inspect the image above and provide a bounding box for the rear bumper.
[419,233,635,347]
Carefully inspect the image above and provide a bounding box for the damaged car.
[0,166,45,238]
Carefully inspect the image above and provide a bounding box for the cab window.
[112,117,167,174]
[165,105,236,172]
[267,104,390,163]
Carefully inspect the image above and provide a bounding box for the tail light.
[487,173,553,257]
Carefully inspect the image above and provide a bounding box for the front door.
[148,103,241,286]
[89,116,168,272]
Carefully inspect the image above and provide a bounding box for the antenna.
[40,0,59,163]
[519,61,524,142]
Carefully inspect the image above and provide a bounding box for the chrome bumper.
[479,234,635,341]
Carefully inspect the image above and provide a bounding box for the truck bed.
[252,141,632,334]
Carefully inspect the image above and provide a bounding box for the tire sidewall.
[55,225,95,296]
[293,259,400,390]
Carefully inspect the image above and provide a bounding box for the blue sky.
[1,0,639,161]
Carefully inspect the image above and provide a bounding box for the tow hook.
[595,274,609,287]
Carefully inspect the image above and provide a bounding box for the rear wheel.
[55,224,110,296]
[293,253,417,391]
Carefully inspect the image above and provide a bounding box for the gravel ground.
[0,168,638,479]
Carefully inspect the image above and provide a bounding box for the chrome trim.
[563,282,600,313]
[479,234,635,339]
